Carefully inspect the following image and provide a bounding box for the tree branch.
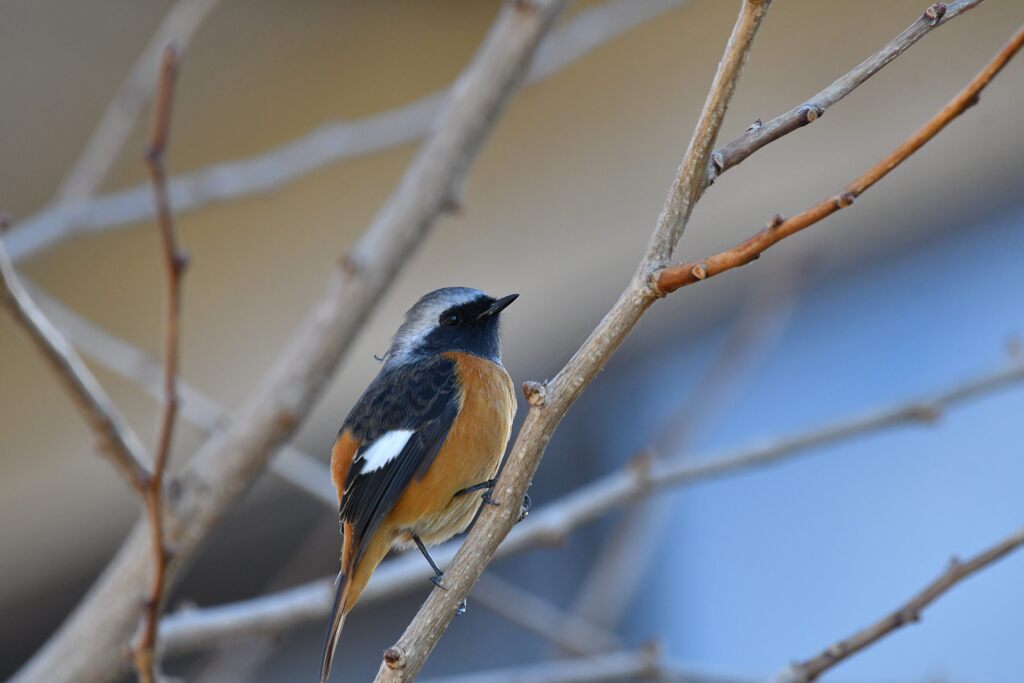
[0,221,150,490]
[156,358,1024,655]
[12,3,569,681]
[4,0,686,264]
[657,22,1024,293]
[55,0,221,203]
[373,3,771,680]
[767,527,1024,683]
[131,45,189,683]
[26,281,339,506]
[708,0,985,180]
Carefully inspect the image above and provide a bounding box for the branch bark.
[131,45,189,683]
[154,358,1024,654]
[11,3,568,681]
[0,222,150,490]
[374,6,771,678]
[4,0,685,263]
[658,22,1024,293]
[708,0,985,179]
[767,527,1024,683]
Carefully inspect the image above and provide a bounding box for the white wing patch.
[358,430,415,474]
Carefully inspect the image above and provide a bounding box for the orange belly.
[387,351,516,547]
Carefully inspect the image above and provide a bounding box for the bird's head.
[383,287,517,367]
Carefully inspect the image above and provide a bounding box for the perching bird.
[320,287,518,682]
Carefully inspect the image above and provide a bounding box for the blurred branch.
[55,0,222,203]
[157,358,1024,654]
[709,0,985,179]
[374,2,771,679]
[27,282,338,506]
[0,220,150,490]
[12,2,568,681]
[472,573,622,656]
[571,270,800,633]
[658,22,1024,293]
[767,527,1024,683]
[4,0,686,263]
[132,46,188,683]
[417,648,749,683]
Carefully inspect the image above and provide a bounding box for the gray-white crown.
[384,287,486,366]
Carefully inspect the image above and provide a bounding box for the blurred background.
[2,1,1023,681]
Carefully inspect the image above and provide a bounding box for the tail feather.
[319,571,350,683]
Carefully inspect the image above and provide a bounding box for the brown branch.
[708,0,985,180]
[132,45,188,683]
[0,220,150,489]
[768,527,1024,683]
[658,23,1024,294]
[12,3,570,681]
[374,3,772,680]
[153,357,1024,655]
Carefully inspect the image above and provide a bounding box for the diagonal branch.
[0,220,150,490]
[12,3,571,681]
[767,527,1024,683]
[657,23,1024,293]
[373,3,772,681]
[709,0,985,179]
[27,282,338,506]
[55,0,222,203]
[156,357,1024,655]
[132,45,189,683]
[4,0,686,264]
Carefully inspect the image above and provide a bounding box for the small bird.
[319,287,519,682]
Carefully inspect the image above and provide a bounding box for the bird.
[319,286,519,683]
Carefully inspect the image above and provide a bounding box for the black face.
[419,294,516,360]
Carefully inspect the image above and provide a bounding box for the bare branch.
[27,282,338,506]
[12,3,570,681]
[156,358,1024,654]
[472,573,622,656]
[0,221,150,490]
[374,3,772,680]
[767,527,1024,683]
[4,0,686,264]
[55,0,221,203]
[658,23,1024,293]
[709,0,985,179]
[131,45,188,683]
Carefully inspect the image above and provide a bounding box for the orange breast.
[388,351,516,543]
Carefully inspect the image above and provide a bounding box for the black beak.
[478,293,518,319]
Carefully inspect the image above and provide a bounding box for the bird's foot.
[517,492,531,523]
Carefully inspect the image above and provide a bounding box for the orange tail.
[319,569,352,683]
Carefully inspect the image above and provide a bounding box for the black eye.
[441,312,462,327]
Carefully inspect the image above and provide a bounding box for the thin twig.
[708,0,986,179]
[767,527,1024,683]
[0,220,150,489]
[5,0,686,264]
[26,265,338,506]
[55,0,221,203]
[156,358,1024,654]
[373,3,772,680]
[131,45,188,683]
[12,3,569,681]
[657,23,1024,293]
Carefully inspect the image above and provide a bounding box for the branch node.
[338,253,363,278]
[709,152,725,183]
[924,3,947,26]
[767,213,785,229]
[383,646,407,670]
[522,380,548,407]
[835,191,855,209]
[907,403,941,423]
[802,104,824,123]
[690,263,707,281]
[745,118,764,133]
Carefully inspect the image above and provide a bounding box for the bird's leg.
[455,478,498,506]
[413,533,467,615]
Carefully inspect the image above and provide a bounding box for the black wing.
[339,355,459,564]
